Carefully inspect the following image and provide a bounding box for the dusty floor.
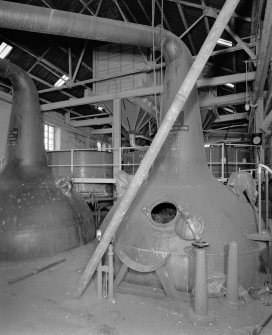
[1,243,272,335]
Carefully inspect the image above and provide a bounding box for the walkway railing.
[44,143,260,183]
[247,164,272,242]
[205,143,260,182]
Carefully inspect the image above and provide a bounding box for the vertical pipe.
[73,0,241,298]
[235,148,238,172]
[194,248,208,316]
[224,241,240,309]
[71,149,74,174]
[209,147,211,171]
[68,46,72,79]
[221,143,225,180]
[188,248,214,325]
[97,261,103,299]
[266,169,269,230]
[113,98,121,177]
[108,244,114,301]
[258,165,262,234]
[119,147,122,171]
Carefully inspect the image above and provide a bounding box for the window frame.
[44,123,55,151]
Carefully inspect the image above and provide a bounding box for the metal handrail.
[45,143,260,182]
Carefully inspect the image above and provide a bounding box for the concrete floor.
[1,243,272,335]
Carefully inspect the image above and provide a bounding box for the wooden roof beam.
[168,0,251,22]
[94,0,103,16]
[136,0,151,25]
[78,0,95,14]
[201,0,210,34]
[176,3,196,55]
[71,116,113,127]
[200,92,251,109]
[214,112,248,123]
[197,71,255,87]
[78,0,95,15]
[179,14,205,39]
[210,42,256,57]
[41,86,163,111]
[205,8,256,61]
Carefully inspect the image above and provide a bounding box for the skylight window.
[217,38,233,47]
[0,42,13,59]
[54,74,69,87]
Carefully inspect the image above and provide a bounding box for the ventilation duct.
[0,1,262,288]
[0,58,95,259]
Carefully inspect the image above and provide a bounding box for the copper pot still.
[0,59,96,260]
[103,37,263,293]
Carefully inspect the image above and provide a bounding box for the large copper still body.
[0,59,96,260]
[103,39,262,293]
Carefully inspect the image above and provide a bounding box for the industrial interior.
[1,0,272,334]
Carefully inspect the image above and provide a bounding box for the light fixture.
[224,83,234,89]
[217,38,233,47]
[0,42,13,59]
[223,107,234,113]
[54,74,69,87]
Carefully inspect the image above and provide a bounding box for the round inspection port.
[151,202,177,225]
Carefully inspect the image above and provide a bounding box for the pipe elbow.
[0,58,34,91]
[162,31,192,65]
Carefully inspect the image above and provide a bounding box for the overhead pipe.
[0,1,165,53]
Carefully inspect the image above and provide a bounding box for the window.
[44,124,55,151]
[97,141,102,151]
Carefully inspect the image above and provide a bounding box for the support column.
[112,98,121,176]
[255,98,264,165]
[255,97,264,133]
